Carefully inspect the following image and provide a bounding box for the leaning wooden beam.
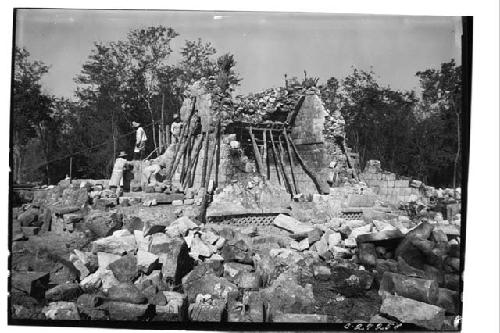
[277,134,295,195]
[165,98,196,180]
[262,129,269,180]
[271,132,293,195]
[269,130,282,185]
[185,132,205,190]
[182,133,204,189]
[248,126,266,179]
[173,97,196,158]
[200,130,210,187]
[286,133,327,194]
[167,122,196,181]
[283,129,300,194]
[205,139,218,191]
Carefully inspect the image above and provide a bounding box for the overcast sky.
[15,9,462,99]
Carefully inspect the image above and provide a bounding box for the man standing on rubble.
[132,121,147,160]
[109,151,131,196]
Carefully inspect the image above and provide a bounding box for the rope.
[23,122,154,172]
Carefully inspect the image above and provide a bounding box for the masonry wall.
[359,170,425,205]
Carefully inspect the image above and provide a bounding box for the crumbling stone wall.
[359,160,425,205]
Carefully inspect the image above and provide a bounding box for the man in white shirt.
[132,121,147,160]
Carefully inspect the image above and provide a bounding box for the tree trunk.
[145,98,158,157]
[160,93,165,153]
[112,108,117,161]
[214,120,222,189]
[453,105,461,194]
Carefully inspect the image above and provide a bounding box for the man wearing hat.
[132,121,147,160]
[109,151,131,196]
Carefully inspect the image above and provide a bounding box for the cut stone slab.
[201,229,220,245]
[435,288,459,315]
[11,271,50,299]
[154,304,183,321]
[182,268,238,303]
[134,230,151,252]
[107,283,147,304]
[84,211,123,238]
[108,254,138,282]
[106,302,152,320]
[327,232,342,247]
[136,250,159,274]
[261,272,315,319]
[370,314,396,324]
[80,269,120,292]
[307,228,323,244]
[350,224,372,239]
[190,236,212,259]
[379,271,439,304]
[45,283,82,302]
[188,300,226,322]
[290,238,310,251]
[358,243,378,267]
[42,301,80,320]
[373,220,397,232]
[234,272,261,289]
[221,240,253,264]
[150,233,175,254]
[380,294,445,330]
[155,238,193,285]
[433,224,460,236]
[272,313,328,323]
[91,234,137,255]
[313,265,331,280]
[97,252,121,270]
[273,214,314,234]
[167,216,198,236]
[356,229,404,244]
[21,226,40,236]
[330,246,352,259]
[223,262,253,279]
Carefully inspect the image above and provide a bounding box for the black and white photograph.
[4,3,494,331]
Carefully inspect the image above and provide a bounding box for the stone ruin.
[9,83,463,329]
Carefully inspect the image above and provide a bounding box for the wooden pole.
[277,134,293,195]
[262,129,269,180]
[187,133,205,189]
[283,129,299,194]
[286,133,327,194]
[269,131,282,185]
[248,127,266,179]
[69,157,73,181]
[181,135,203,185]
[214,120,222,189]
[205,139,218,191]
[165,98,196,181]
[200,130,210,187]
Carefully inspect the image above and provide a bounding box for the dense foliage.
[12,25,463,188]
[319,63,463,187]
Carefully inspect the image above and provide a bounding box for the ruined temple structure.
[123,83,359,197]
[10,82,462,327]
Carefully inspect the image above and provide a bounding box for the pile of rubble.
[11,195,461,328]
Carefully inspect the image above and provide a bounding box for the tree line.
[12,25,463,188]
